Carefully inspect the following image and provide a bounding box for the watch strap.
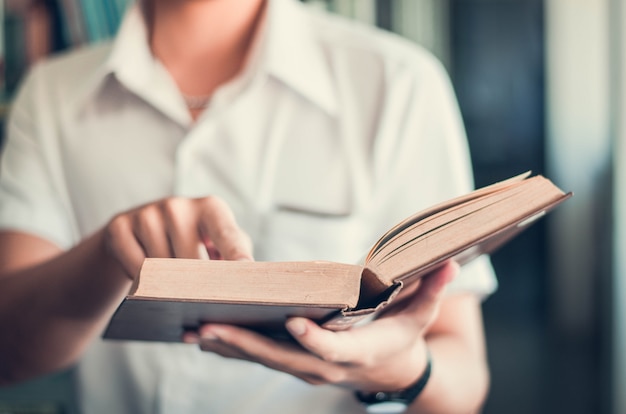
[355,348,432,407]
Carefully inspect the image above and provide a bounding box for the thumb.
[381,261,459,321]
[414,261,459,304]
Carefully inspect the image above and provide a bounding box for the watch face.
[364,401,408,414]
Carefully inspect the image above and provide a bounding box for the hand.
[104,196,253,279]
[183,261,458,392]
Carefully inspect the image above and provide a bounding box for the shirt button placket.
[174,120,216,197]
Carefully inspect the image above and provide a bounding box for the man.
[0,0,496,412]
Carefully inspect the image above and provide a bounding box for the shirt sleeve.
[0,64,78,249]
[375,50,498,298]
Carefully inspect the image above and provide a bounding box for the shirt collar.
[71,0,337,123]
[260,0,337,115]
[65,4,191,126]
[105,5,192,125]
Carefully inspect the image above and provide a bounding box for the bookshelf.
[1,0,448,100]
[0,0,132,148]
[2,0,132,97]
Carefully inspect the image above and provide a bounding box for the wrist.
[355,347,432,413]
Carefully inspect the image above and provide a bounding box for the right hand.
[103,196,253,280]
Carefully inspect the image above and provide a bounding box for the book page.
[367,176,567,285]
[365,171,531,262]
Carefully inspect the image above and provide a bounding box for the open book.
[103,172,572,342]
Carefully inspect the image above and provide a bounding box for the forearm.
[0,230,132,384]
[406,333,490,414]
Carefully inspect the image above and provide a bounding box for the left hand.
[183,261,459,392]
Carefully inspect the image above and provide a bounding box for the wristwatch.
[354,350,432,414]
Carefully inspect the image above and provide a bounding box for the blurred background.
[0,0,623,413]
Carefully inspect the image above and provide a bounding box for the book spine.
[3,1,53,94]
[0,0,5,99]
[80,0,107,42]
[101,0,118,36]
[4,4,26,96]
[58,0,88,46]
[114,0,130,22]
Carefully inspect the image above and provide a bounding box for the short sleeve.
[0,65,77,249]
[375,51,498,298]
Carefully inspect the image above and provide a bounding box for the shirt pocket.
[256,206,370,264]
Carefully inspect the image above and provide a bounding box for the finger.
[183,331,252,360]
[389,261,459,326]
[160,198,206,259]
[197,324,343,383]
[196,197,253,261]
[286,264,458,364]
[105,214,147,279]
[200,338,255,361]
[286,317,416,366]
[285,318,356,363]
[132,206,172,258]
[196,336,337,386]
[202,238,222,260]
[410,261,459,308]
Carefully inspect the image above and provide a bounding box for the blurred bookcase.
[2,0,132,98]
[2,0,448,98]
[0,0,132,148]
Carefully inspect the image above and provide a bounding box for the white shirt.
[0,0,497,412]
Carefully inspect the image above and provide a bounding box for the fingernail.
[286,319,307,337]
